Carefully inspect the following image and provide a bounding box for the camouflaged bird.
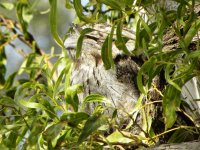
[64,24,140,119]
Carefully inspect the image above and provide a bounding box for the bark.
[147,141,200,150]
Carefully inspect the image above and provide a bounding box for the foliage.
[1,0,200,149]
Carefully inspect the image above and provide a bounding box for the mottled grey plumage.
[64,24,140,117]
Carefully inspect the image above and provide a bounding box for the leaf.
[83,94,110,104]
[0,48,6,88]
[73,0,97,23]
[163,85,181,129]
[4,72,17,89]
[98,0,123,10]
[106,130,141,144]
[168,129,193,143]
[101,23,115,69]
[49,0,64,48]
[65,0,73,9]
[76,28,94,59]
[16,1,31,39]
[0,2,14,10]
[78,114,107,144]
[136,56,157,94]
[165,64,181,91]
[82,94,111,110]
[101,36,111,70]
[115,20,131,55]
[0,96,17,108]
[42,122,65,142]
[60,112,89,127]
[65,84,83,112]
[184,19,200,48]
[19,99,58,120]
[3,131,18,148]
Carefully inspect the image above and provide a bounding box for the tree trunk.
[147,141,200,150]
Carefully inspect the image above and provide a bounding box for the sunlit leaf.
[76,28,94,59]
[60,112,89,127]
[73,0,97,23]
[0,2,14,10]
[78,114,107,144]
[116,20,131,55]
[65,84,83,112]
[106,130,141,144]
[101,23,115,69]
[49,0,64,47]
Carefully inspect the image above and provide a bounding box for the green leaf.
[49,0,64,48]
[0,2,14,10]
[16,1,31,39]
[136,56,157,94]
[101,23,115,69]
[76,28,94,59]
[163,85,181,129]
[0,96,17,108]
[73,0,97,23]
[83,94,111,104]
[165,64,181,91]
[101,36,111,69]
[65,84,83,112]
[4,72,17,89]
[0,51,6,87]
[184,19,200,48]
[19,99,58,120]
[115,20,131,55]
[106,130,141,144]
[3,131,18,148]
[98,0,123,10]
[65,0,73,9]
[168,129,193,143]
[78,114,107,144]
[60,112,89,127]
[42,122,65,141]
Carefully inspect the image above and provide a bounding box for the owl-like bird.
[64,24,140,119]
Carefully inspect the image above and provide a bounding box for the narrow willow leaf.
[107,23,115,68]
[50,57,64,79]
[0,48,6,87]
[65,0,73,9]
[165,64,181,91]
[83,94,110,104]
[78,114,107,144]
[98,0,123,10]
[184,19,200,47]
[0,2,14,10]
[139,16,152,40]
[73,0,96,23]
[60,112,89,127]
[42,122,65,141]
[106,130,141,144]
[65,84,83,112]
[19,99,46,109]
[163,85,181,129]
[168,129,192,143]
[19,99,58,120]
[4,72,17,89]
[116,20,131,55]
[53,67,67,97]
[0,97,17,108]
[76,28,94,59]
[3,131,18,148]
[101,36,111,69]
[136,57,157,94]
[49,0,64,48]
[16,1,29,39]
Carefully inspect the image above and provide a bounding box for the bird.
[64,24,141,124]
